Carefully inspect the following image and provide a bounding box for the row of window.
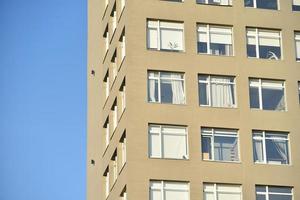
[150,181,293,200]
[147,20,300,61]
[148,124,290,165]
[167,0,300,11]
[148,71,300,111]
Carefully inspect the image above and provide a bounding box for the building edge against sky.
[87,0,300,199]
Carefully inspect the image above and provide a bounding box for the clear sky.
[0,1,87,200]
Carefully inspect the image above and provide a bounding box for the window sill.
[250,108,287,112]
[202,159,241,164]
[247,56,283,61]
[244,6,280,11]
[196,3,232,7]
[197,53,234,57]
[147,48,185,54]
[148,101,187,106]
[199,105,237,109]
[254,162,290,166]
[149,157,189,161]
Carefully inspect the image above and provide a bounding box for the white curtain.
[275,90,285,110]
[273,140,288,163]
[148,73,156,102]
[253,140,264,162]
[171,74,185,104]
[211,77,234,107]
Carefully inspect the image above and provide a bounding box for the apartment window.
[120,186,127,200]
[104,167,110,198]
[197,24,233,56]
[204,183,242,200]
[148,71,185,104]
[246,28,281,60]
[256,185,293,200]
[112,150,118,183]
[119,30,126,63]
[249,78,286,111]
[198,75,236,108]
[120,131,126,167]
[295,32,300,61]
[245,0,278,10]
[112,100,118,131]
[110,5,117,35]
[149,124,188,159]
[120,79,126,113]
[104,71,110,100]
[298,82,300,103]
[253,130,290,164]
[104,117,110,148]
[111,51,117,82]
[201,128,239,162]
[147,20,184,51]
[104,25,109,53]
[293,0,300,11]
[197,0,232,6]
[150,181,189,200]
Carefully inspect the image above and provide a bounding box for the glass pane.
[256,0,278,9]
[198,42,208,53]
[204,192,214,200]
[262,87,285,110]
[256,194,266,200]
[259,46,281,60]
[249,86,260,108]
[245,0,254,7]
[150,189,162,200]
[199,82,209,105]
[211,81,235,107]
[266,139,289,164]
[269,194,292,200]
[295,40,300,60]
[210,43,232,56]
[148,79,159,102]
[163,134,187,159]
[161,79,173,103]
[202,136,212,160]
[269,186,292,194]
[217,193,241,200]
[165,190,188,200]
[256,186,266,192]
[197,0,206,3]
[147,28,158,49]
[253,139,264,162]
[293,4,300,11]
[160,28,183,51]
[214,136,239,161]
[149,133,161,158]
[247,44,257,58]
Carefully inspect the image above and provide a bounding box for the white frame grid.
[198,74,237,108]
[197,24,234,56]
[150,180,190,200]
[147,19,185,51]
[252,130,290,165]
[295,32,300,61]
[201,128,240,162]
[148,124,189,159]
[203,183,242,200]
[255,185,293,200]
[249,78,286,111]
[148,71,186,104]
[197,0,232,6]
[246,28,282,59]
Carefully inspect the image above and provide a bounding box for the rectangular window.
[298,82,300,103]
[196,0,232,6]
[249,78,286,111]
[150,181,189,200]
[247,28,281,60]
[197,24,233,56]
[198,75,236,108]
[112,100,118,131]
[148,71,186,104]
[253,130,290,164]
[245,0,278,10]
[256,185,293,200]
[147,20,184,51]
[104,117,110,148]
[104,71,110,100]
[104,167,110,198]
[120,131,126,167]
[112,150,118,183]
[293,0,300,11]
[149,124,188,159]
[201,128,239,162]
[203,183,242,200]
[104,25,109,53]
[111,50,117,82]
[120,79,126,113]
[295,32,300,61]
[119,30,126,63]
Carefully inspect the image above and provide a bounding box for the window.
[104,71,110,100]
[298,82,300,103]
[249,78,286,111]
[201,128,239,162]
[120,79,126,113]
[112,150,118,183]
[149,124,188,159]
[295,32,300,61]
[104,25,109,53]
[119,30,126,63]
[293,0,300,11]
[148,71,185,104]
[104,167,110,198]
[198,75,236,108]
[204,183,242,200]
[150,181,189,200]
[112,100,118,131]
[246,28,281,60]
[147,20,184,51]
[110,5,117,35]
[120,186,127,200]
[256,185,293,200]
[253,130,290,164]
[111,50,117,82]
[104,117,110,148]
[120,131,126,167]
[197,24,233,56]
[245,0,278,10]
[196,0,232,6]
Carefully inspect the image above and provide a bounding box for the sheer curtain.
[148,72,156,102]
[253,139,264,162]
[171,74,185,104]
[273,139,288,164]
[211,77,234,107]
[275,90,285,110]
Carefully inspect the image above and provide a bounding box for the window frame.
[244,0,279,10]
[203,183,242,200]
[150,180,190,200]
[196,0,233,6]
[295,32,300,61]
[255,185,293,200]
[292,0,300,11]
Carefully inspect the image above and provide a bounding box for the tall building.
[87,0,300,199]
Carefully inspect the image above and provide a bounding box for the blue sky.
[0,1,87,200]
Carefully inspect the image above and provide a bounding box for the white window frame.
[104,118,110,148]
[111,7,117,34]
[112,100,118,131]
[252,130,290,165]
[120,133,126,167]
[150,180,189,200]
[120,33,126,62]
[197,0,232,6]
[201,128,240,162]
[203,183,242,200]
[112,152,118,183]
[255,185,293,200]
[198,74,236,108]
[104,25,109,53]
[249,78,286,111]
[104,168,110,198]
[246,28,282,60]
[111,52,117,83]
[120,80,126,113]
[295,32,300,61]
[104,71,110,100]
[298,82,300,103]
[148,124,189,159]
[197,24,234,56]
[147,20,185,51]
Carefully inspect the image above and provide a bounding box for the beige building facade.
[87,0,300,199]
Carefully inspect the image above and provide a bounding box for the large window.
[203,183,242,200]
[293,0,300,11]
[256,185,293,200]
[149,124,188,159]
[245,0,278,10]
[147,20,184,51]
[249,78,286,111]
[196,0,232,6]
[253,130,290,165]
[295,32,300,61]
[197,24,233,56]
[247,28,281,60]
[198,75,236,108]
[148,71,186,104]
[201,128,239,162]
[150,181,189,200]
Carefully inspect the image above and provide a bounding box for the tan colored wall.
[87,0,300,199]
